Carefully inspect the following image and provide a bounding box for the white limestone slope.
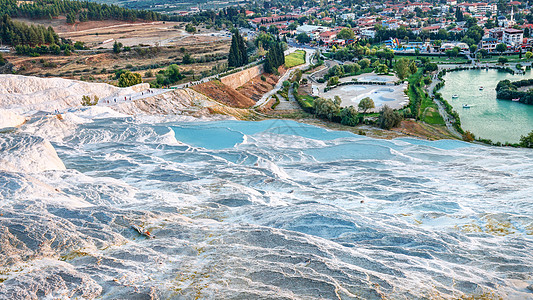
[0,134,66,173]
[0,109,26,129]
[0,74,148,114]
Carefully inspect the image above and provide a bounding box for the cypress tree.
[228,30,248,68]
[264,50,273,73]
[228,34,239,67]
[237,30,247,65]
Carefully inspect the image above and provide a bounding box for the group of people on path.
[101,89,157,105]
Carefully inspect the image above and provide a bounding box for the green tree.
[296,32,311,44]
[81,95,99,106]
[378,105,402,129]
[118,71,142,87]
[394,58,412,80]
[0,53,5,66]
[340,105,359,126]
[49,43,60,55]
[519,130,533,148]
[113,41,123,54]
[337,28,355,40]
[268,25,279,35]
[185,23,196,33]
[498,56,508,65]
[314,97,341,121]
[288,22,298,31]
[228,29,248,68]
[525,51,533,60]
[358,97,375,113]
[165,64,183,83]
[66,13,76,24]
[182,53,194,64]
[375,63,389,74]
[74,41,84,50]
[327,76,339,86]
[359,58,370,69]
[496,43,507,54]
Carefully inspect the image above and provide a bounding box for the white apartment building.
[502,28,523,47]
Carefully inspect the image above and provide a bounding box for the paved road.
[254,48,315,108]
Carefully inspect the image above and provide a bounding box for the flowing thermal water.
[1,112,532,299]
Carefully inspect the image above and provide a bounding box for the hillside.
[191,80,255,108]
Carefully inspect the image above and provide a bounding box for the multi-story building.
[478,37,499,52]
[502,28,523,47]
[458,3,497,14]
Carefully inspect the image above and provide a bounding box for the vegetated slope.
[191,80,255,108]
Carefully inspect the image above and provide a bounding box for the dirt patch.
[237,66,287,101]
[5,40,228,82]
[395,120,457,140]
[237,73,280,101]
[192,80,255,108]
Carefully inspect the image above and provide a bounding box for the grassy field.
[406,71,445,125]
[479,54,530,63]
[395,54,469,64]
[285,50,306,68]
[420,97,445,125]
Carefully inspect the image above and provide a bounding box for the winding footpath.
[427,76,462,138]
[254,48,315,108]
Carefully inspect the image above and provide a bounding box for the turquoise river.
[439,68,533,143]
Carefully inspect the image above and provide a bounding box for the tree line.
[0,0,159,23]
[0,15,60,46]
[263,37,285,74]
[0,0,255,29]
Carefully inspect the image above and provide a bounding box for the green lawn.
[298,94,315,109]
[421,100,445,125]
[479,54,529,63]
[406,71,445,125]
[285,50,306,68]
[394,54,468,64]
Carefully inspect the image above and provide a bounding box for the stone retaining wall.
[220,65,264,89]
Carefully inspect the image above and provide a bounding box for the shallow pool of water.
[439,69,533,143]
[359,76,394,82]
[341,85,367,92]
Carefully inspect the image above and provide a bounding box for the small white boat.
[452,94,459,98]
[479,86,484,90]
[463,104,470,108]
[512,98,520,102]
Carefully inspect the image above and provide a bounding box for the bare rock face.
[0,262,103,299]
